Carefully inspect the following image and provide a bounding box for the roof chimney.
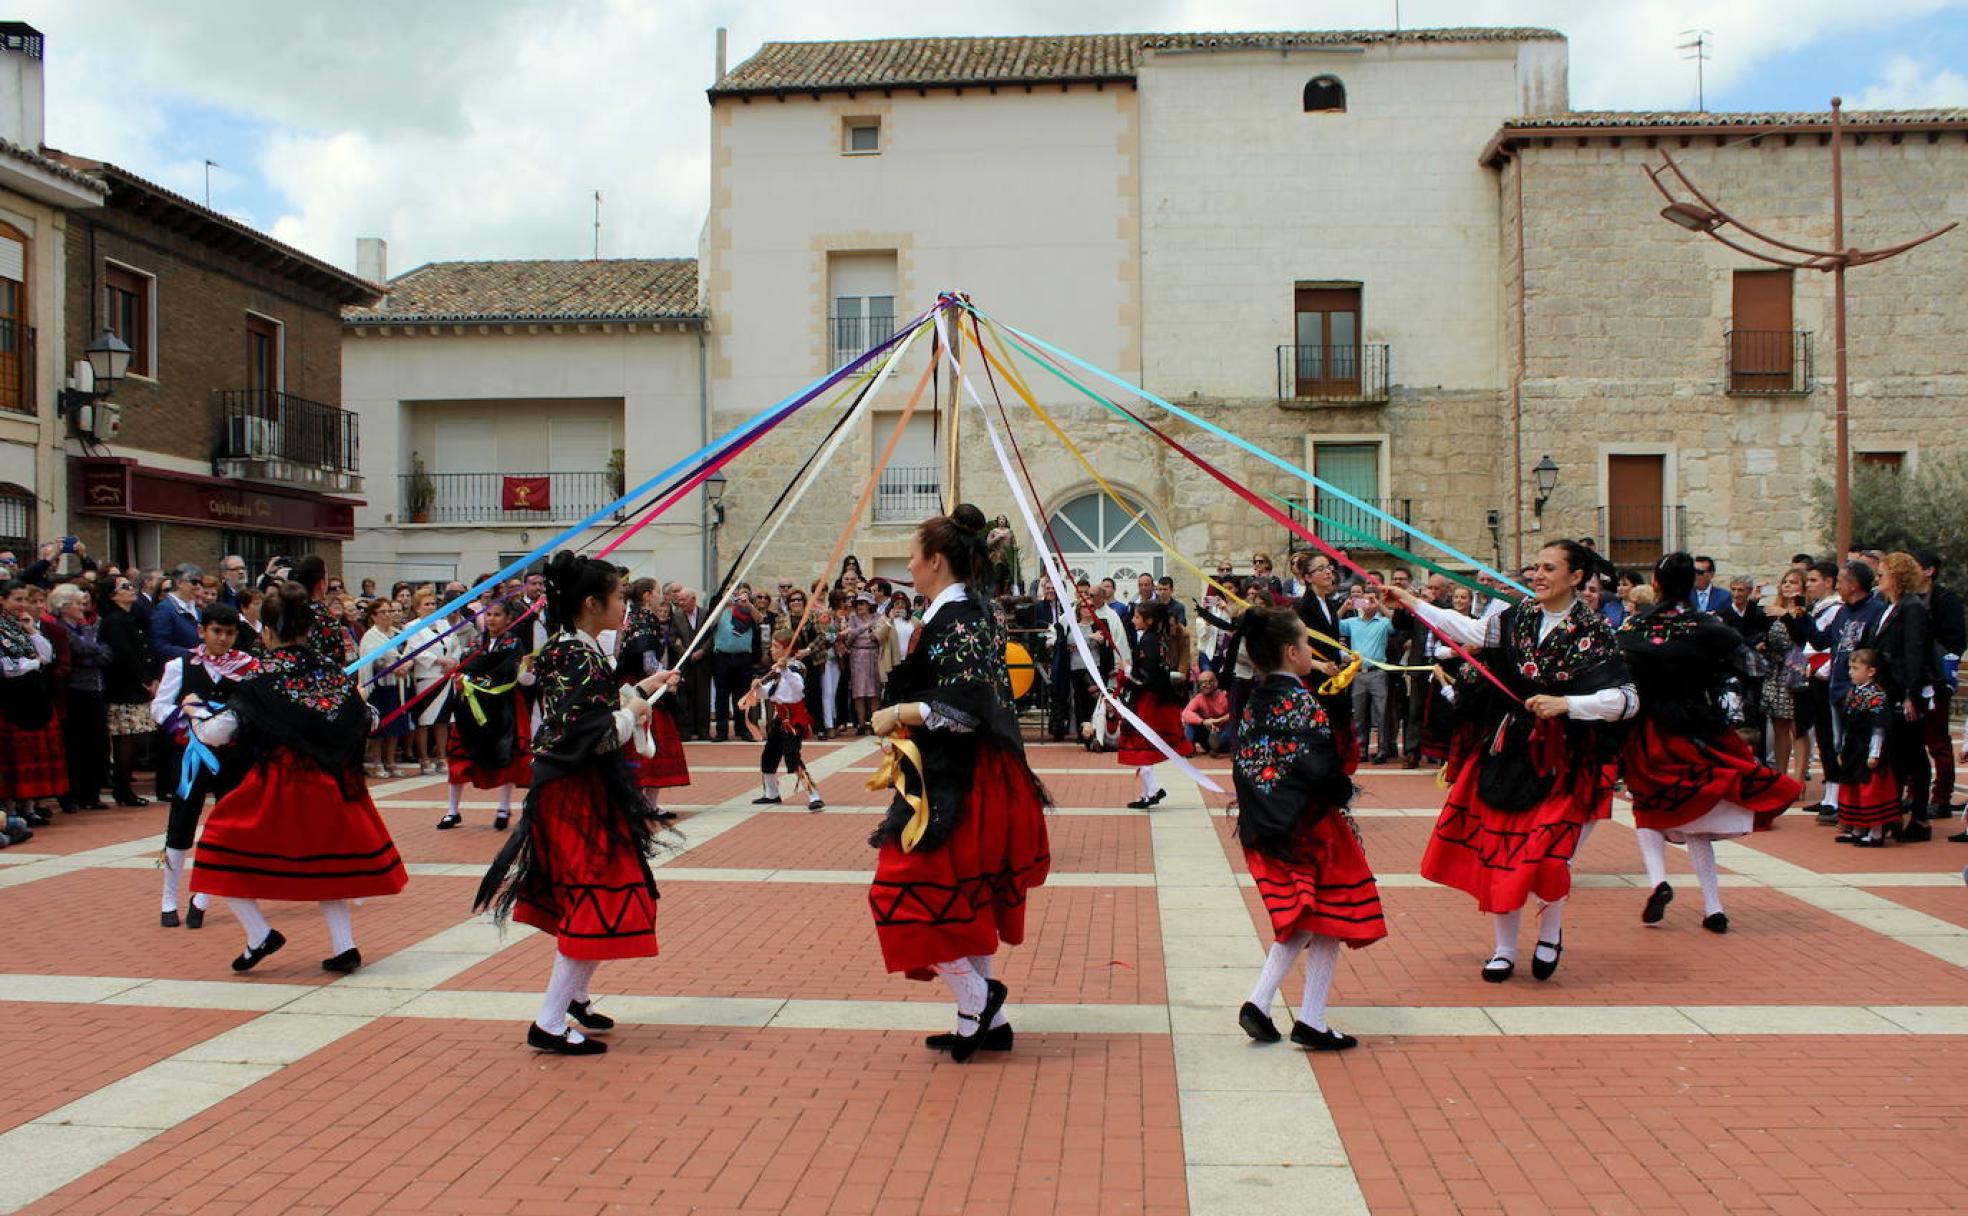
[356,237,388,285]
[715,27,727,82]
[0,23,46,150]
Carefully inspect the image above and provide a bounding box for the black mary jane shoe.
[527,1023,607,1055]
[951,979,1010,1064]
[1833,832,1862,844]
[322,948,362,974]
[1641,881,1674,924]
[925,1023,1014,1053]
[185,905,205,930]
[1125,797,1154,810]
[435,812,463,830]
[1238,1001,1281,1043]
[654,809,680,823]
[493,811,511,832]
[751,796,782,806]
[160,910,180,928]
[1531,939,1563,981]
[1290,1022,1357,1051]
[1855,835,1887,848]
[231,929,287,973]
[1481,955,1515,983]
[568,999,615,1032]
[1701,912,1729,934]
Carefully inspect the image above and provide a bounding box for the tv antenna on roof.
[1677,30,1712,111]
[592,190,602,260]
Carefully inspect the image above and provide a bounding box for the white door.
[429,420,498,520]
[549,418,613,518]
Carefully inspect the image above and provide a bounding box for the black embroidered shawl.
[1616,603,1749,741]
[228,646,370,799]
[1836,682,1892,778]
[0,612,52,729]
[451,629,528,771]
[1233,673,1355,862]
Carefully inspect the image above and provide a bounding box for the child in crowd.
[1837,649,1899,847]
[752,630,825,811]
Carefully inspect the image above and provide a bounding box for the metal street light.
[60,328,134,435]
[1532,455,1560,525]
[704,469,728,590]
[1643,98,1957,556]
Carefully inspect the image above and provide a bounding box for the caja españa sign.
[72,460,356,538]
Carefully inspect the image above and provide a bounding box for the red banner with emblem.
[500,476,551,512]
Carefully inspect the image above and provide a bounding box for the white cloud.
[1850,53,1968,108]
[12,0,1968,272]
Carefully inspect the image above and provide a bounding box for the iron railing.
[1725,329,1812,395]
[831,312,896,369]
[401,471,616,524]
[215,389,360,474]
[1285,496,1413,551]
[1597,505,1690,568]
[1276,343,1391,403]
[873,464,941,524]
[0,319,32,415]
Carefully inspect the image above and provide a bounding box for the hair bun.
[951,503,987,536]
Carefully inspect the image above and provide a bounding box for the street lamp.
[60,329,134,433]
[1531,455,1560,526]
[1643,99,1956,556]
[704,470,728,588]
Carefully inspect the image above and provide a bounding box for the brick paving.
[2,740,1965,1214]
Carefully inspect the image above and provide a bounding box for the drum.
[1005,641,1037,701]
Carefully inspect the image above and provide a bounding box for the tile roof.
[711,29,1564,95]
[1503,108,1968,129]
[0,136,106,195]
[344,258,702,325]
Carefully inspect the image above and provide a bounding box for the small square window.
[844,119,880,155]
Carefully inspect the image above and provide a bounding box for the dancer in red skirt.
[870,504,1051,1062]
[1836,650,1900,847]
[1619,553,1801,932]
[188,583,408,974]
[150,604,259,929]
[0,580,65,841]
[1384,539,1635,983]
[1116,599,1193,809]
[1231,604,1384,1051]
[615,579,687,821]
[476,552,672,1056]
[439,596,533,831]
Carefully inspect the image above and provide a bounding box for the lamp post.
[1531,455,1560,529]
[704,469,728,590]
[1643,99,1956,557]
[59,329,134,429]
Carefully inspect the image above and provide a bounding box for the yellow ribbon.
[458,674,520,726]
[866,732,933,852]
[1318,652,1364,696]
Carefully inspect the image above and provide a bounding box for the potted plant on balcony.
[406,451,435,524]
[607,448,626,519]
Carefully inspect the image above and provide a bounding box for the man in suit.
[1916,551,1965,825]
[1689,555,1736,618]
[148,565,204,665]
[217,554,250,609]
[668,585,714,741]
[1292,553,1356,752]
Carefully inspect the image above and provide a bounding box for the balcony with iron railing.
[1277,343,1391,404]
[1597,504,1690,567]
[1285,496,1413,551]
[1725,329,1813,395]
[400,471,617,525]
[873,464,941,524]
[214,389,361,493]
[831,313,897,370]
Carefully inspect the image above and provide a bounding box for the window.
[1046,491,1162,584]
[1303,75,1345,112]
[1858,451,1905,472]
[872,413,940,523]
[1293,286,1361,397]
[828,251,898,368]
[1729,269,1799,392]
[103,262,153,378]
[245,312,282,396]
[0,482,30,556]
[221,530,311,573]
[1604,453,1668,566]
[1310,442,1381,547]
[843,117,881,154]
[0,227,25,414]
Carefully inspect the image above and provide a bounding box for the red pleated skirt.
[1116,691,1193,767]
[514,768,659,960]
[630,708,691,790]
[191,752,408,902]
[1420,734,1605,914]
[870,744,1051,978]
[1243,812,1386,948]
[0,711,66,801]
[1622,718,1800,833]
[446,701,532,789]
[1837,765,1902,829]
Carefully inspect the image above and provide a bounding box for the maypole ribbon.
[930,307,1223,794]
[176,705,225,801]
[970,304,1530,599]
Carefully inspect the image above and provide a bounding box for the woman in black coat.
[96,577,154,806]
[1874,552,1940,838]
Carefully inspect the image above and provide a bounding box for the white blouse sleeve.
[150,659,185,726]
[1565,685,1640,722]
[1409,600,1490,650]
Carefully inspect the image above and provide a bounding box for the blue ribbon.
[344,301,948,677]
[177,701,225,802]
[969,303,1531,598]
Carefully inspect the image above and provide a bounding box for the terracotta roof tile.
[1503,108,1968,129]
[344,258,702,325]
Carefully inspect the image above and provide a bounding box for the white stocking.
[968,954,1008,1028]
[1636,828,1671,887]
[496,785,513,814]
[1138,766,1161,799]
[932,957,989,1034]
[191,890,210,911]
[229,898,271,949]
[320,900,356,954]
[1297,934,1343,1031]
[446,784,463,815]
[1249,931,1311,1009]
[536,952,589,1040]
[569,958,600,1005]
[1535,898,1567,954]
[1491,910,1522,962]
[161,847,185,913]
[761,772,780,799]
[1686,838,1724,916]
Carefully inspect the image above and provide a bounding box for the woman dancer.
[151,603,259,928]
[0,580,64,841]
[869,505,1051,1062]
[1116,600,1193,809]
[1233,604,1384,1051]
[439,596,533,831]
[1384,540,1636,982]
[1618,554,1801,932]
[475,552,670,1055]
[616,579,688,820]
[187,582,408,973]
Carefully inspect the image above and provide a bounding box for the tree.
[1813,453,1968,573]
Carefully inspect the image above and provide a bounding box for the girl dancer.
[475,552,670,1056]
[440,597,533,831]
[1836,650,1899,847]
[1116,599,1193,809]
[1233,604,1384,1051]
[187,582,408,973]
[151,603,259,928]
[751,630,825,810]
[617,579,688,821]
[1384,540,1635,982]
[869,505,1051,1062]
[1618,554,1801,932]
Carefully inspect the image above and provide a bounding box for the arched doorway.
[1046,490,1163,585]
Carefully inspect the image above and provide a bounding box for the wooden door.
[1293,287,1361,397]
[1731,270,1794,391]
[1606,454,1666,566]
